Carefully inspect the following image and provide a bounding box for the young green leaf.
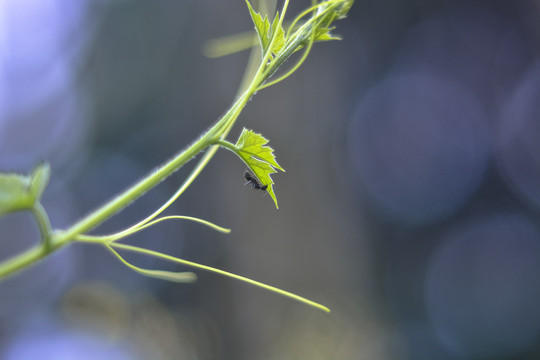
[234,128,285,208]
[292,26,341,54]
[314,26,340,41]
[270,13,286,54]
[245,0,285,57]
[0,173,33,216]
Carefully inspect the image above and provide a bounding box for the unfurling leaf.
[0,162,50,216]
[234,128,285,208]
[245,0,285,57]
[30,162,51,201]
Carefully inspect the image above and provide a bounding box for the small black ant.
[244,171,268,191]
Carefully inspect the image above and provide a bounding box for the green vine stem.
[0,115,227,279]
[32,202,53,250]
[0,68,263,279]
[0,0,352,312]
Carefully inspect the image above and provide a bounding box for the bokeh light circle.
[425,214,540,358]
[0,0,90,169]
[497,62,540,211]
[348,69,489,225]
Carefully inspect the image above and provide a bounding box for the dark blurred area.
[2,0,540,359]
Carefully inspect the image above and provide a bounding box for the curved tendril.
[110,242,331,313]
[258,12,324,90]
[257,27,316,91]
[106,244,197,283]
[286,0,334,38]
[74,145,221,244]
[258,1,342,91]
[76,215,230,243]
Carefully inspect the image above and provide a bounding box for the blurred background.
[2,0,540,359]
